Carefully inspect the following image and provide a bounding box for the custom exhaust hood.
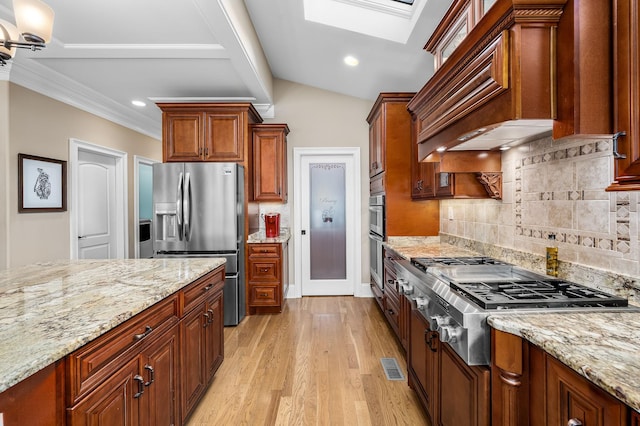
[407,0,568,160]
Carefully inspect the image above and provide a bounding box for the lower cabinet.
[248,242,288,314]
[66,266,225,426]
[492,329,632,426]
[408,302,489,426]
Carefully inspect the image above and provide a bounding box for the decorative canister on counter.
[264,213,280,238]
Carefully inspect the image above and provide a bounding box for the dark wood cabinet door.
[409,307,440,422]
[205,294,224,381]
[631,411,640,426]
[180,304,207,421]
[142,326,179,426]
[609,0,640,190]
[204,112,244,161]
[68,357,141,426]
[252,125,288,202]
[438,343,490,426]
[546,356,627,426]
[163,111,203,162]
[410,116,436,199]
[369,110,384,177]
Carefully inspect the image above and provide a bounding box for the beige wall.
[260,79,373,283]
[7,83,161,267]
[441,135,639,293]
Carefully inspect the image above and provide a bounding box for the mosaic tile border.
[515,138,631,254]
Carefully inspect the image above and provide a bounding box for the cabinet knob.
[567,419,583,426]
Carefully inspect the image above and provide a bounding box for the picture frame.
[18,153,67,213]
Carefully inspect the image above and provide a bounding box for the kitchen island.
[0,258,225,425]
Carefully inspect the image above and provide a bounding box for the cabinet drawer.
[67,295,179,404]
[249,284,280,306]
[248,259,280,281]
[248,244,280,257]
[181,267,225,315]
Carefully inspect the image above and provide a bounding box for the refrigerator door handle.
[177,172,184,241]
[183,172,191,241]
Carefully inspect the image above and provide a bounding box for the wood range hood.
[408,0,568,161]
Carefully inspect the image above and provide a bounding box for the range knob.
[438,325,462,343]
[397,279,413,295]
[429,315,452,328]
[415,297,429,310]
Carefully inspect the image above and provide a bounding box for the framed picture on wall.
[18,153,67,213]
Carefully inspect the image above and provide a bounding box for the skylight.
[303,0,428,44]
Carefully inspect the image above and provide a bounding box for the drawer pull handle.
[134,375,145,398]
[203,312,211,327]
[207,308,215,323]
[260,268,269,272]
[133,325,153,341]
[612,131,627,159]
[260,293,269,297]
[144,365,155,386]
[203,284,213,291]
[567,419,583,426]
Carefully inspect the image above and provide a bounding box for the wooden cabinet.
[408,305,489,426]
[554,0,613,140]
[158,103,262,163]
[367,93,440,236]
[492,329,632,426]
[546,356,627,426]
[251,123,289,202]
[410,116,437,200]
[247,242,288,314]
[369,107,385,177]
[0,362,65,426]
[408,307,439,423]
[632,411,640,426]
[439,343,490,426]
[65,266,225,426]
[608,0,640,190]
[382,247,410,350]
[180,289,223,421]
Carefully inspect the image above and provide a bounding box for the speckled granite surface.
[385,236,478,260]
[0,258,225,393]
[489,313,640,413]
[247,228,291,244]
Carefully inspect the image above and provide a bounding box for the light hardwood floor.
[186,296,430,425]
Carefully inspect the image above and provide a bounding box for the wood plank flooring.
[185,296,430,426]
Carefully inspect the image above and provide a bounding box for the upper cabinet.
[367,93,440,237]
[158,103,262,163]
[408,0,567,160]
[608,0,640,191]
[251,124,290,203]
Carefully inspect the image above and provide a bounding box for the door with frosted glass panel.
[301,156,356,295]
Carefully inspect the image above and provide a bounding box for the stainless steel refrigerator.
[152,162,245,326]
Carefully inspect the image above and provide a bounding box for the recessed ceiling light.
[436,147,446,153]
[131,100,146,107]
[344,55,359,66]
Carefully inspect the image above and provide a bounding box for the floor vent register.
[380,357,405,381]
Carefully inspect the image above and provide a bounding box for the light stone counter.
[384,236,478,259]
[0,258,225,393]
[489,313,640,413]
[247,228,291,244]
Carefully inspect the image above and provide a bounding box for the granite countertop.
[247,228,291,244]
[0,258,225,393]
[384,236,479,259]
[489,313,640,413]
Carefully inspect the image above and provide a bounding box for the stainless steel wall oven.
[369,195,385,292]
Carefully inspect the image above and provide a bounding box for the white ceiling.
[0,0,452,140]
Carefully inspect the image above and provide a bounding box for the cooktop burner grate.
[450,279,629,310]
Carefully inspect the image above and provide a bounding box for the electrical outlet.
[448,206,454,220]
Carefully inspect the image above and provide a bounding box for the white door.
[299,153,358,296]
[77,150,118,259]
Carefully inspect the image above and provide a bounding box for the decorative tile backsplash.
[439,135,639,303]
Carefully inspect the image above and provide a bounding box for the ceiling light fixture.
[344,55,359,66]
[131,100,146,107]
[0,0,54,66]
